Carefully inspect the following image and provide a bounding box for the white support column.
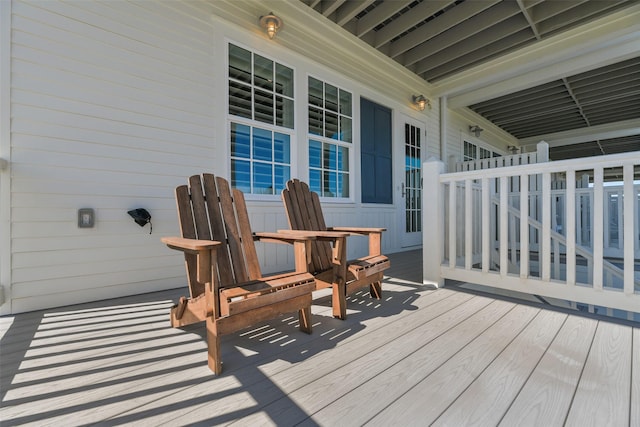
[423,159,445,288]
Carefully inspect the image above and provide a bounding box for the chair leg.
[369,281,382,299]
[332,282,347,320]
[206,318,223,374]
[298,306,312,334]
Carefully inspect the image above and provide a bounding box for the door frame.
[395,114,427,248]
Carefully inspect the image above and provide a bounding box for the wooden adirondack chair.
[281,179,390,319]
[162,174,315,374]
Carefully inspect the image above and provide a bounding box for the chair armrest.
[161,237,221,254]
[253,231,316,245]
[276,229,350,240]
[162,237,221,284]
[327,226,386,235]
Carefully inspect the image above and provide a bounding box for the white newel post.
[536,140,549,162]
[423,158,445,288]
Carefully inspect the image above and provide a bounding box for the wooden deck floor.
[1,249,638,426]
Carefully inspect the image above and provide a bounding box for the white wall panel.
[7,0,217,313]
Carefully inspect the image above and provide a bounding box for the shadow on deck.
[1,249,638,426]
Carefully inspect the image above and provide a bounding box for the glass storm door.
[402,121,423,247]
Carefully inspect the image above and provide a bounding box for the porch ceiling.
[299,0,640,160]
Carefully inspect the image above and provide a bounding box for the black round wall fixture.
[127,208,152,234]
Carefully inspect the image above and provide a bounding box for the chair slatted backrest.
[282,179,333,273]
[175,174,262,292]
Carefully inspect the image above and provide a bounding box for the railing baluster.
[566,169,576,286]
[542,172,551,281]
[520,173,529,278]
[449,180,457,269]
[593,167,604,291]
[465,179,472,270]
[482,177,490,273]
[623,164,634,295]
[500,176,508,276]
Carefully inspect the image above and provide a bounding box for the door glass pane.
[405,124,422,233]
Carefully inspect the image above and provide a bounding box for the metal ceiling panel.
[299,0,640,159]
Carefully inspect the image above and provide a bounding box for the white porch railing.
[452,141,548,172]
[423,151,640,314]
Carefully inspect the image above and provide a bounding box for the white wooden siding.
[2,0,476,314]
[8,0,217,313]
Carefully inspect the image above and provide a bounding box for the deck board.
[431,309,567,426]
[499,315,598,426]
[313,298,517,426]
[0,249,638,427]
[565,321,633,426]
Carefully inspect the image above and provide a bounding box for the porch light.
[412,94,429,111]
[469,125,483,137]
[259,13,282,39]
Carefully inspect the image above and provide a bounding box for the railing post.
[536,140,549,162]
[423,158,445,288]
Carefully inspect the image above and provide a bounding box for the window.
[230,123,290,194]
[308,76,352,198]
[464,141,501,161]
[463,140,477,162]
[228,44,294,195]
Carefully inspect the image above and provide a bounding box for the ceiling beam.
[334,0,374,26]
[518,118,640,146]
[372,1,453,49]
[387,0,497,59]
[355,0,413,37]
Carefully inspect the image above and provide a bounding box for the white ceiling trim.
[518,118,640,147]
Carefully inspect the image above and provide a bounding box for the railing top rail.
[438,150,640,182]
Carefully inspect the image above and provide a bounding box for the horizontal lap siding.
[10,0,217,313]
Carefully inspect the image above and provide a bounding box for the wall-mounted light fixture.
[259,13,283,39]
[128,208,152,234]
[412,94,429,111]
[469,125,483,137]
